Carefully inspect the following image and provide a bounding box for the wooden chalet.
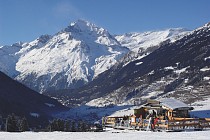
[129,98,193,123]
[141,98,193,120]
[105,98,210,131]
[159,98,193,120]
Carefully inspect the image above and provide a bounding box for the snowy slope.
[1,131,210,140]
[0,42,22,77]
[115,28,190,52]
[0,35,51,78]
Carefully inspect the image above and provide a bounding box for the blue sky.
[0,0,210,46]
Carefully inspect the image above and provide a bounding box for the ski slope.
[0,129,210,140]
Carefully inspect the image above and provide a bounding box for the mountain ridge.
[45,22,210,108]
[0,20,190,93]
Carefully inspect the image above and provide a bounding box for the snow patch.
[30,113,40,118]
[200,67,210,72]
[204,56,210,61]
[45,103,55,107]
[141,91,163,99]
[148,70,155,75]
[184,78,189,83]
[164,66,174,70]
[203,77,210,81]
[192,98,210,111]
[135,62,143,65]
[175,66,189,74]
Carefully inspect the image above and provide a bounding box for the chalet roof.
[160,98,191,110]
[108,108,135,117]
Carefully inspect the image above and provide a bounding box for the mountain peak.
[195,22,210,32]
[167,28,190,32]
[70,19,93,28]
[204,22,210,28]
[63,19,94,32]
[12,41,24,47]
[63,19,108,36]
[36,34,51,44]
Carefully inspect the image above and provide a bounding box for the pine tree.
[50,119,58,131]
[6,114,18,132]
[47,123,52,132]
[57,119,65,131]
[50,121,55,131]
[71,121,76,132]
[49,119,65,131]
[80,121,86,132]
[65,120,70,132]
[77,121,81,132]
[19,117,29,132]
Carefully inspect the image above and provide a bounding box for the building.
[140,98,193,120]
[105,98,210,131]
[106,98,194,126]
[159,98,193,120]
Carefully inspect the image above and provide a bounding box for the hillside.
[0,71,68,127]
[46,22,210,108]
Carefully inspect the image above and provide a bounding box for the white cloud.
[0,20,3,46]
[53,1,83,20]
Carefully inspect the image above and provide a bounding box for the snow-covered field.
[0,129,210,140]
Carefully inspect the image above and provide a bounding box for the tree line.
[48,119,90,132]
[0,114,29,132]
[0,114,91,132]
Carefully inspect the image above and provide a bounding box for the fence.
[106,117,210,131]
[135,117,210,131]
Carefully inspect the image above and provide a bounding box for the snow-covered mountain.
[0,20,189,93]
[0,42,22,77]
[0,35,52,77]
[49,22,210,108]
[115,28,190,52]
[0,20,129,92]
[114,28,190,68]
